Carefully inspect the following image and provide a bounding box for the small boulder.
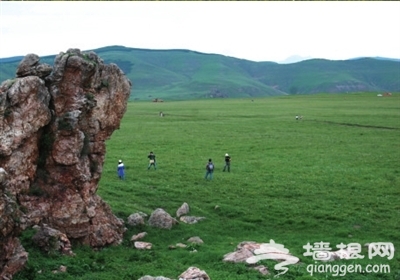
[223,248,254,263]
[176,202,190,217]
[130,232,147,241]
[32,224,74,256]
[148,208,178,229]
[138,276,172,280]
[127,212,147,226]
[52,265,67,274]
[179,216,205,224]
[134,241,152,250]
[178,266,210,280]
[253,265,269,275]
[187,236,203,244]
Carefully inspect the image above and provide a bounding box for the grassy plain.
[16,93,400,279]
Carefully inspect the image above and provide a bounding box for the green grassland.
[15,93,400,279]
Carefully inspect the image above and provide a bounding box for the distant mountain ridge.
[1,46,399,100]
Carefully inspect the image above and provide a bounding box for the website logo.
[246,239,299,277]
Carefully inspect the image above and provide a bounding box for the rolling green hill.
[1,45,399,100]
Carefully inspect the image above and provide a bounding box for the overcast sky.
[1,1,399,63]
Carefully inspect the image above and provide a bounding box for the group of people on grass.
[204,153,231,180]
[117,152,231,180]
[117,151,156,180]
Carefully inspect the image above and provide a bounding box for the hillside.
[1,45,399,100]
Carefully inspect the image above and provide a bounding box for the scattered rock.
[223,247,254,263]
[253,265,269,275]
[168,241,192,249]
[176,243,187,248]
[32,224,74,256]
[138,276,172,280]
[130,232,147,241]
[134,241,152,250]
[178,266,210,280]
[187,236,203,244]
[148,208,178,229]
[179,216,205,224]
[127,212,147,226]
[52,265,67,274]
[236,241,261,252]
[139,267,209,280]
[245,241,299,264]
[224,241,300,276]
[176,202,190,217]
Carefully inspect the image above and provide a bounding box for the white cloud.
[0,1,399,62]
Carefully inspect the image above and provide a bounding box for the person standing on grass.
[148,151,156,170]
[205,158,214,180]
[223,153,231,172]
[117,160,125,180]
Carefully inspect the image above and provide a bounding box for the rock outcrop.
[31,224,74,256]
[0,49,131,278]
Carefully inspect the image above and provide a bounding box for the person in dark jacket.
[223,153,231,172]
[205,158,214,180]
[148,151,156,170]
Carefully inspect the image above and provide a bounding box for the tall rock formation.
[0,49,131,278]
